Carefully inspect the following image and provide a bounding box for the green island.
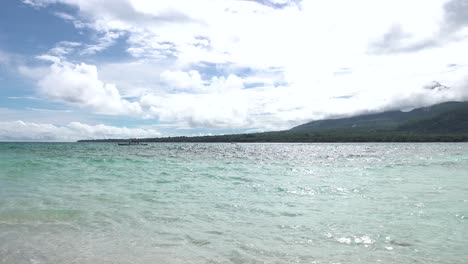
[78,101,468,143]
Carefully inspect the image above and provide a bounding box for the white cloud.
[22,0,466,69]
[98,60,170,97]
[23,52,468,131]
[36,59,144,116]
[36,54,61,63]
[141,75,249,128]
[48,41,82,57]
[160,70,204,92]
[52,11,76,21]
[17,0,468,132]
[81,31,123,55]
[142,92,250,128]
[0,120,160,141]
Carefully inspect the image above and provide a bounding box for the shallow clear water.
[0,143,467,263]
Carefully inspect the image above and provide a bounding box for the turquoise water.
[0,143,467,263]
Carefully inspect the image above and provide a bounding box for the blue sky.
[1,0,468,141]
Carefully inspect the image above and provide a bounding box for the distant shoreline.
[79,101,468,143]
[77,131,468,143]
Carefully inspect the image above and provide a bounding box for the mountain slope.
[290,101,468,133]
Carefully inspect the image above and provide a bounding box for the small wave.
[228,176,254,183]
[390,240,412,247]
[184,235,211,246]
[279,212,303,217]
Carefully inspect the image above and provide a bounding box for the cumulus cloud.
[15,0,468,133]
[23,51,468,131]
[142,92,250,128]
[141,73,248,128]
[160,70,205,92]
[23,0,468,66]
[0,121,160,141]
[36,59,143,116]
[370,0,468,54]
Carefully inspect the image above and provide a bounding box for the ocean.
[0,143,467,263]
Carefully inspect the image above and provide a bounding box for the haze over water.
[0,143,467,263]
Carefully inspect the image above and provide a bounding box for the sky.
[1,0,468,141]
